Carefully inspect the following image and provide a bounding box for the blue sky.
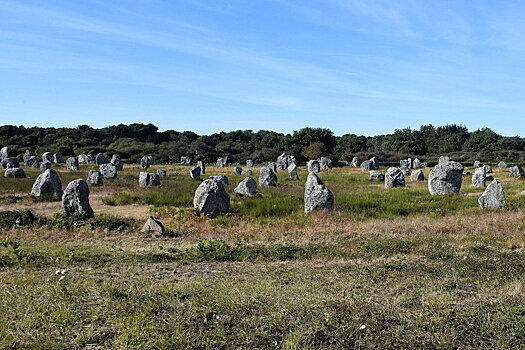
[1,0,525,136]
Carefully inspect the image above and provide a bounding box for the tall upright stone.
[66,157,79,170]
[197,161,205,174]
[307,160,320,173]
[194,178,230,214]
[141,155,154,169]
[277,153,297,170]
[385,167,405,188]
[42,152,53,163]
[351,157,361,167]
[189,166,201,179]
[509,166,525,179]
[428,161,464,195]
[304,172,334,215]
[31,169,63,198]
[87,170,103,186]
[139,172,160,187]
[288,163,299,180]
[472,167,486,188]
[410,169,425,181]
[95,153,109,165]
[234,177,257,196]
[111,154,124,171]
[319,157,332,171]
[259,167,278,187]
[478,180,507,209]
[62,179,94,217]
[99,163,117,179]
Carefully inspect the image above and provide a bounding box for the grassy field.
[1,163,525,349]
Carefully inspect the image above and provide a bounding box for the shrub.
[0,210,39,228]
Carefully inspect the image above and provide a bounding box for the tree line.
[0,123,523,164]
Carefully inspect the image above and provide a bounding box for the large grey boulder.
[141,216,165,237]
[197,161,205,174]
[99,163,117,179]
[66,157,79,170]
[498,161,507,169]
[157,169,167,177]
[370,156,379,170]
[233,166,243,175]
[259,167,278,187]
[0,147,9,163]
[216,158,225,168]
[277,153,297,170]
[4,168,26,178]
[304,172,334,215]
[268,162,277,173]
[439,156,450,164]
[140,156,154,169]
[189,166,201,179]
[242,169,253,176]
[351,157,361,167]
[370,170,384,182]
[400,159,411,172]
[42,152,53,163]
[40,161,52,172]
[194,178,230,214]
[139,172,160,187]
[209,175,228,187]
[87,170,103,186]
[62,179,94,218]
[180,156,193,165]
[428,161,464,195]
[87,154,95,164]
[95,153,109,165]
[509,166,525,179]
[2,157,19,169]
[111,154,123,171]
[319,157,332,171]
[472,167,486,188]
[246,159,254,167]
[484,165,493,174]
[288,163,299,180]
[53,153,61,164]
[360,160,372,171]
[478,180,507,209]
[413,158,421,168]
[410,169,425,181]
[474,160,481,168]
[400,167,411,176]
[25,155,39,168]
[234,177,257,196]
[78,154,89,163]
[385,167,405,188]
[307,160,320,173]
[31,169,63,198]
[23,150,35,165]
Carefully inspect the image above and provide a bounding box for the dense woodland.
[0,123,524,164]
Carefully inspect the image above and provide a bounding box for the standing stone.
[62,179,94,217]
[25,156,39,169]
[246,159,254,167]
[2,157,19,169]
[31,169,63,198]
[498,161,507,169]
[484,165,493,174]
[42,152,53,163]
[40,161,52,172]
[23,150,36,165]
[78,154,89,163]
[209,175,228,187]
[157,169,167,177]
[234,177,257,196]
[99,163,117,179]
[304,172,334,215]
[351,157,361,167]
[360,160,372,171]
[410,169,425,181]
[259,167,278,187]
[277,153,297,170]
[439,156,450,164]
[478,180,507,209]
[413,158,421,168]
[197,161,205,174]
[472,167,486,188]
[288,163,299,180]
[307,160,321,173]
[370,156,379,170]
[216,158,225,168]
[194,178,230,214]
[87,170,103,186]
[86,155,95,164]
[474,160,481,168]
[233,166,243,175]
[400,167,411,176]
[400,159,411,171]
[180,156,193,165]
[509,166,525,179]
[141,216,165,237]
[268,162,277,173]
[4,168,26,178]
[96,153,109,165]
[66,157,79,170]
[53,153,61,164]
[242,169,253,176]
[385,167,405,188]
[111,154,123,171]
[141,155,154,169]
[139,172,160,187]
[0,147,9,163]
[370,171,384,182]
[319,157,332,171]
[189,166,201,179]
[428,161,464,195]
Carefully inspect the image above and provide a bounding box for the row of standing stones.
[2,145,519,227]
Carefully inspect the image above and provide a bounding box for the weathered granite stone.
[304,172,334,215]
[410,169,425,181]
[141,216,165,236]
[259,167,278,187]
[288,163,299,180]
[157,169,167,177]
[242,169,253,176]
[428,161,464,195]
[509,166,525,179]
[474,160,481,168]
[351,157,361,167]
[234,177,257,196]
[31,169,63,198]
[194,178,230,214]
[62,179,94,217]
[439,156,450,164]
[40,161,52,172]
[233,166,243,175]
[307,160,320,173]
[86,170,103,186]
[197,161,205,174]
[140,156,154,169]
[209,175,228,186]
[216,158,225,168]
[478,180,507,209]
[78,154,89,163]
[189,166,201,179]
[25,155,39,168]
[498,161,507,169]
[472,167,486,188]
[66,157,79,170]
[111,154,123,171]
[42,152,53,163]
[95,153,109,165]
[267,162,277,173]
[4,168,25,178]
[277,153,297,170]
[484,165,493,174]
[139,172,160,187]
[2,157,19,169]
[319,157,332,171]
[370,170,384,181]
[246,159,254,167]
[385,167,405,188]
[99,163,117,179]
[53,153,61,163]
[413,158,421,168]
[180,156,193,165]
